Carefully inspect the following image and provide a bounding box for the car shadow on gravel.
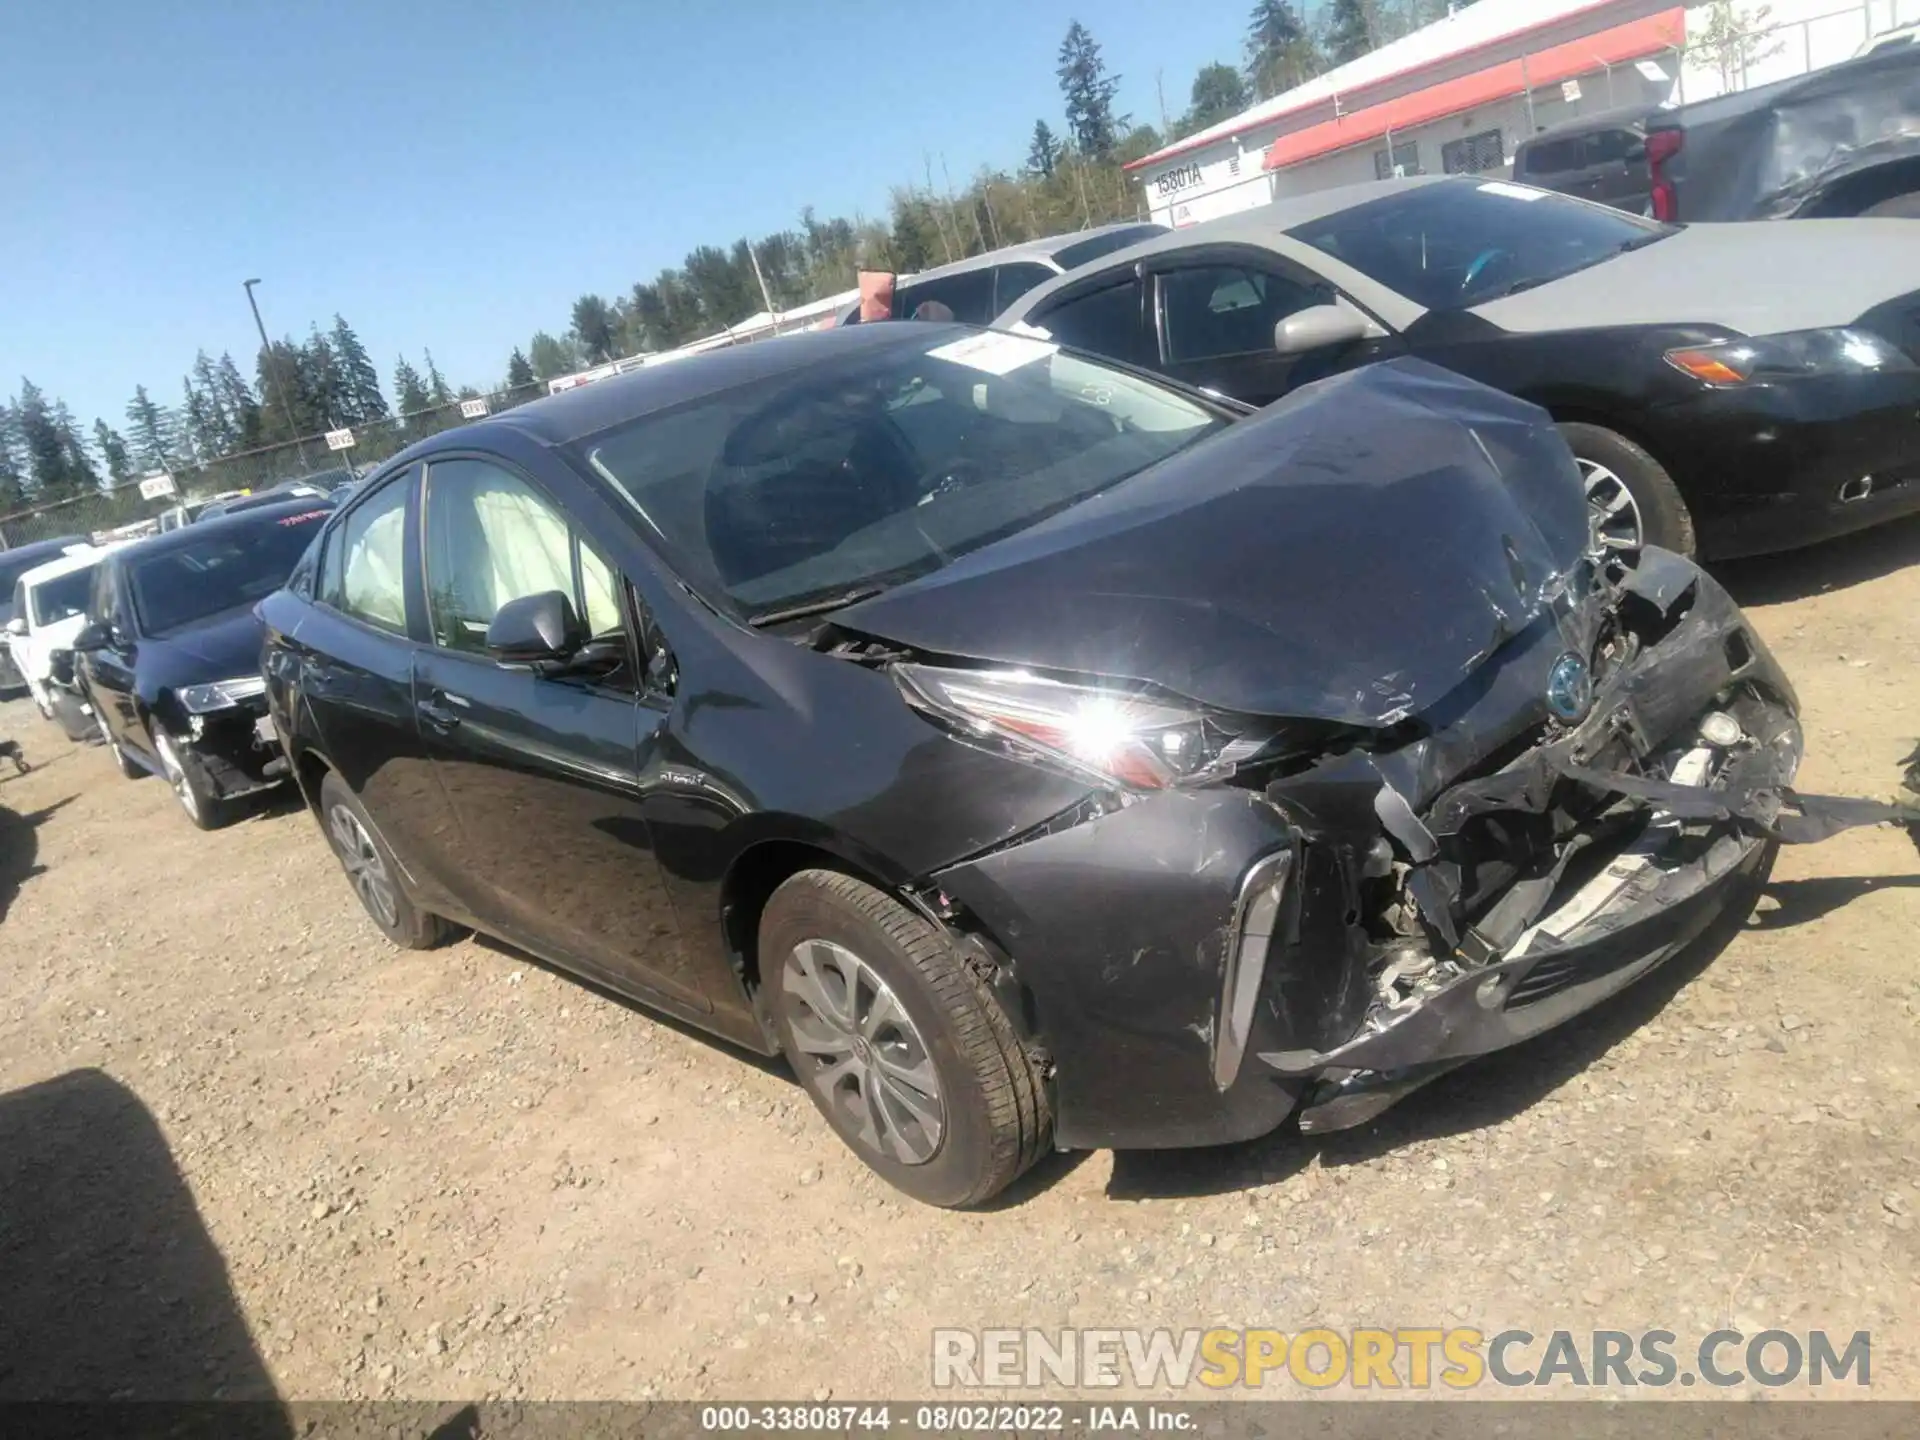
[1106,868,1764,1202]
[1749,873,1920,929]
[0,1068,285,1410]
[1713,510,1920,607]
[0,794,75,923]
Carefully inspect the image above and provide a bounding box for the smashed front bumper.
[176,704,290,800]
[933,553,1918,1152]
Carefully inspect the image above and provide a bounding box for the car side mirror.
[1274,304,1372,357]
[4,617,24,637]
[486,590,586,667]
[72,620,111,652]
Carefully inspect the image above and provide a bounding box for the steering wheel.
[917,455,988,502]
[1462,247,1513,292]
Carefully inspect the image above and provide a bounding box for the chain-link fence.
[0,381,547,550]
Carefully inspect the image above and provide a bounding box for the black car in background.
[0,534,88,695]
[75,500,330,828]
[253,324,1894,1207]
[997,176,1920,560]
[1511,104,1664,215]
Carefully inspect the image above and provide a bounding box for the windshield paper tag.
[927,332,1059,375]
[1478,181,1546,202]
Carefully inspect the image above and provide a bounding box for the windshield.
[129,508,329,635]
[575,329,1225,619]
[1288,179,1674,311]
[29,566,95,627]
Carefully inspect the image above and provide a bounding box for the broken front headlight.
[175,675,268,714]
[894,664,1233,791]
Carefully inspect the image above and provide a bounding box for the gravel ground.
[1,520,1917,1404]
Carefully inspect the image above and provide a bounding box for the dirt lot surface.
[2,521,1918,1405]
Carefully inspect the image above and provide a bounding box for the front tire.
[318,770,449,949]
[1557,421,1696,560]
[762,870,1050,1208]
[151,726,237,831]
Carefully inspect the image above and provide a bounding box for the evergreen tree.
[1323,0,1377,66]
[1182,63,1252,137]
[1246,0,1320,98]
[570,295,618,364]
[180,376,218,462]
[255,341,316,443]
[52,401,97,494]
[93,419,134,485]
[213,353,263,451]
[0,406,24,511]
[303,328,352,428]
[330,315,389,423]
[190,350,235,454]
[125,384,176,475]
[506,347,536,389]
[527,332,580,381]
[423,350,453,406]
[1027,120,1062,178]
[392,356,433,419]
[1057,21,1123,159]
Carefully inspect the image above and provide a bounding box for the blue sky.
[2,0,1255,436]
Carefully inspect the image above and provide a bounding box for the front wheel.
[1557,421,1696,560]
[762,870,1051,1208]
[317,770,450,949]
[151,727,237,831]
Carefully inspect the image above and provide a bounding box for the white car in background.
[5,544,120,719]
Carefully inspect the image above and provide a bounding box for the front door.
[81,563,144,759]
[411,454,703,1009]
[1151,260,1383,405]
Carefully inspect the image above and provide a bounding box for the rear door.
[1583,127,1652,213]
[409,453,703,1009]
[299,466,468,909]
[1516,135,1590,198]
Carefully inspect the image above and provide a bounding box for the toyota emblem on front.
[1546,651,1594,723]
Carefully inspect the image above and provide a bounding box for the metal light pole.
[244,278,311,469]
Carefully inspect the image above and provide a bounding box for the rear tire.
[762,869,1050,1208]
[1557,421,1696,559]
[318,770,449,950]
[1860,190,1920,218]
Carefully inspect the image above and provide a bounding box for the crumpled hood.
[142,606,266,691]
[1474,219,1920,337]
[837,359,1591,727]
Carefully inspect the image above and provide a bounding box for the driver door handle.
[418,696,464,733]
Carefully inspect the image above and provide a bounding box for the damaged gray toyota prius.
[264,329,1918,1208]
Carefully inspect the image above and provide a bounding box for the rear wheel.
[318,770,449,949]
[762,869,1050,1208]
[1557,421,1696,560]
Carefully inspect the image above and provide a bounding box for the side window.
[323,473,411,634]
[1158,263,1328,363]
[992,263,1056,315]
[896,268,996,324]
[1521,137,1583,176]
[422,457,625,656]
[1585,129,1635,166]
[1034,278,1151,367]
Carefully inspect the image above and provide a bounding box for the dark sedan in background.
[997,175,1920,561]
[75,500,330,828]
[253,325,1915,1207]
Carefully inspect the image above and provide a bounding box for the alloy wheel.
[781,939,946,1166]
[1577,458,1644,558]
[151,731,199,821]
[328,803,399,929]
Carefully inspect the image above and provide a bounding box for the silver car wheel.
[781,939,946,1166]
[1578,458,1644,557]
[152,731,199,821]
[328,803,399,929]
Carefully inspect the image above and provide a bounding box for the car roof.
[1519,103,1669,144]
[997,175,1463,328]
[17,546,105,588]
[900,221,1170,286]
[1,534,89,564]
[108,497,332,565]
[460,323,968,449]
